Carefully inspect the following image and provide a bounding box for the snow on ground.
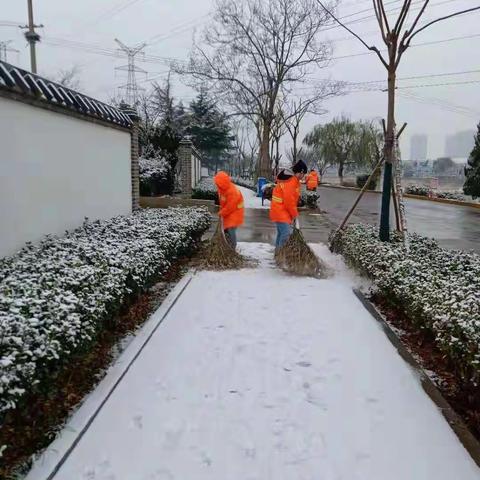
[31,243,479,480]
[238,185,270,209]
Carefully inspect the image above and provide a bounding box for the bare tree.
[53,65,82,90]
[177,0,336,179]
[317,0,480,241]
[282,80,342,164]
[232,118,259,177]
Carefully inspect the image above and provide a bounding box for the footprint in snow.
[296,361,312,368]
[132,414,143,430]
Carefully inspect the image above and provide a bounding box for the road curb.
[26,273,195,480]
[320,184,480,209]
[354,289,480,470]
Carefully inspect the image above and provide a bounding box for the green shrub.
[191,177,218,204]
[0,208,211,417]
[330,224,480,386]
[356,174,377,190]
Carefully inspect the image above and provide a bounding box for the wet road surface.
[318,186,480,253]
[209,186,479,253]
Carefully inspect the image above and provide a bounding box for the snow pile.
[331,224,480,385]
[0,208,211,415]
[192,177,218,202]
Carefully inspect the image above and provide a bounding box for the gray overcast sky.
[2,0,479,158]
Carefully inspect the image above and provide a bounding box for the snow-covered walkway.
[31,243,479,480]
[238,185,270,209]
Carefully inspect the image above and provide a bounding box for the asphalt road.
[318,186,480,253]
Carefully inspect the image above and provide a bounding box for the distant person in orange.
[306,169,320,191]
[269,160,308,249]
[214,171,244,249]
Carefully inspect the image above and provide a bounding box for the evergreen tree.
[464,123,480,199]
[187,89,232,172]
[137,76,187,194]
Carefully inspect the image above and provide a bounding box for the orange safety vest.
[215,172,245,229]
[306,171,319,190]
[269,176,300,224]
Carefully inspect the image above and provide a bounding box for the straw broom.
[275,219,330,278]
[202,219,245,270]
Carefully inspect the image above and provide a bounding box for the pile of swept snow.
[0,208,211,415]
[331,224,480,386]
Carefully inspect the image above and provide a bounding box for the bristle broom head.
[202,222,245,270]
[275,228,330,278]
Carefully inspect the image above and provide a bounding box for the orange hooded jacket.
[306,171,319,190]
[269,172,300,224]
[214,172,245,229]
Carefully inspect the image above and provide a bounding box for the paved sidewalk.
[31,243,480,480]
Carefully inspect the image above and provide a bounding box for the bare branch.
[372,0,388,44]
[406,5,480,46]
[315,0,389,69]
[393,0,413,35]
[377,0,392,35]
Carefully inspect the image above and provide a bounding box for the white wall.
[0,96,132,258]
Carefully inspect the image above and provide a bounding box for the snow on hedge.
[233,177,256,191]
[405,185,467,201]
[139,155,171,183]
[191,177,218,202]
[330,224,480,385]
[0,208,211,415]
[301,191,320,209]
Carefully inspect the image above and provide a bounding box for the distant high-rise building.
[410,134,428,160]
[445,130,475,158]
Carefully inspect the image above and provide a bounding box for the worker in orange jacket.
[306,169,320,191]
[269,160,308,248]
[214,171,244,249]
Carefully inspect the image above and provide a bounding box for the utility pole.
[0,41,19,63]
[20,0,42,73]
[114,39,147,107]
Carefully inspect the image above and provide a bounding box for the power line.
[397,90,480,118]
[144,13,211,47]
[90,0,146,25]
[302,67,480,89]
[330,32,480,61]
[322,0,476,33]
[43,29,479,69]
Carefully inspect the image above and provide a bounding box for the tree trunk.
[275,136,281,172]
[338,162,344,183]
[292,126,299,164]
[259,119,272,179]
[379,65,396,242]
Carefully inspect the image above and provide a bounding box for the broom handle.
[295,218,300,229]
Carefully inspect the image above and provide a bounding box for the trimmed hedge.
[356,174,377,191]
[301,191,320,209]
[139,154,173,196]
[192,177,218,204]
[233,177,256,191]
[405,185,467,201]
[0,208,211,416]
[330,224,480,386]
